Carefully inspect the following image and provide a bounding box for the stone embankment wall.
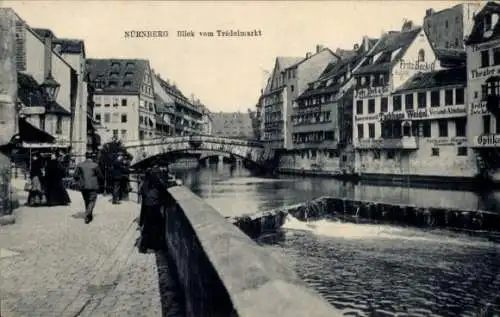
[232,196,500,238]
[164,185,342,317]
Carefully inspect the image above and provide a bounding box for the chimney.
[426,9,434,17]
[44,36,52,79]
[362,36,369,51]
[306,52,312,59]
[316,44,324,53]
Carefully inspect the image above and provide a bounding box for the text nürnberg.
[124,30,169,38]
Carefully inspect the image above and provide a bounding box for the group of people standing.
[26,152,71,207]
[69,151,176,253]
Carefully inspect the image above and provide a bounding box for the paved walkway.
[0,179,183,317]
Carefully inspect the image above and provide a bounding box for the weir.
[231,196,500,239]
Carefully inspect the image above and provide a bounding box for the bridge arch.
[124,135,275,169]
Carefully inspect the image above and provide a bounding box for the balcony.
[485,95,500,118]
[356,136,418,150]
[292,140,338,150]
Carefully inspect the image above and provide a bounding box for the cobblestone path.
[0,179,183,317]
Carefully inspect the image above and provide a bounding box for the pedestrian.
[111,154,125,204]
[120,157,131,201]
[138,162,175,253]
[73,151,103,224]
[26,153,44,206]
[44,152,71,206]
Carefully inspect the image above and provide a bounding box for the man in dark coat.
[138,162,176,253]
[73,152,103,224]
[111,154,126,204]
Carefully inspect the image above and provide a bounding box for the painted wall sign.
[355,86,389,99]
[355,106,467,123]
[427,137,467,146]
[473,134,500,147]
[470,66,500,80]
[471,40,500,52]
[470,101,488,115]
[19,106,46,115]
[398,59,436,72]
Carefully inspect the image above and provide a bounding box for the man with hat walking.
[73,151,103,224]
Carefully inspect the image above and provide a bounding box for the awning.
[18,118,55,144]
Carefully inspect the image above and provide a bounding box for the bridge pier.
[204,158,210,168]
[217,155,224,169]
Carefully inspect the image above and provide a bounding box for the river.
[173,164,500,317]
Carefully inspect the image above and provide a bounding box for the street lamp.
[40,72,60,102]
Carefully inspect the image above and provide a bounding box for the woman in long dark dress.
[44,153,71,206]
[27,154,44,206]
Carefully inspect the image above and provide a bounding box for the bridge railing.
[123,134,264,149]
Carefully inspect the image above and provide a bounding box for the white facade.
[93,94,139,144]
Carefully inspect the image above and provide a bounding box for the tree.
[97,138,133,194]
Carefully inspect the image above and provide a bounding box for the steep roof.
[153,75,175,106]
[32,28,56,39]
[466,2,500,45]
[392,66,466,93]
[434,48,466,67]
[86,59,148,95]
[277,57,303,70]
[354,28,421,75]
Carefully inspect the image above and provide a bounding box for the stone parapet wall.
[165,185,341,317]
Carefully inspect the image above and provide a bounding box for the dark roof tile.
[86,59,148,95]
[466,2,500,45]
[393,66,466,93]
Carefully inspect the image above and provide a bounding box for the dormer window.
[361,77,366,85]
[418,49,425,62]
[484,13,499,38]
[485,14,493,32]
[379,74,385,86]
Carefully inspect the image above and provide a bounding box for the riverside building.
[465,2,500,180]
[351,21,476,181]
[260,46,339,150]
[86,59,157,143]
[279,37,378,175]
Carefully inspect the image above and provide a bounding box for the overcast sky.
[6,1,459,112]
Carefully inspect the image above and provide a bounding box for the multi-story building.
[423,3,483,50]
[10,10,76,156]
[465,2,500,179]
[352,21,472,180]
[260,46,339,150]
[280,37,378,174]
[34,30,89,163]
[210,112,253,138]
[152,74,176,136]
[86,59,157,143]
[200,106,213,135]
[154,74,203,136]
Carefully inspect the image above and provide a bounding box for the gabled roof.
[354,28,422,76]
[392,66,466,94]
[277,57,303,70]
[86,59,149,95]
[466,2,500,45]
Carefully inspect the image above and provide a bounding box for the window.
[95,113,101,122]
[56,116,62,134]
[368,123,375,138]
[485,14,493,31]
[430,90,440,107]
[95,103,101,107]
[403,122,411,137]
[417,92,427,108]
[368,99,375,113]
[438,119,448,137]
[405,94,414,110]
[457,147,468,156]
[104,113,110,123]
[455,88,465,105]
[381,97,388,113]
[422,121,431,137]
[373,150,381,159]
[432,148,440,156]
[393,95,402,111]
[291,85,295,92]
[475,91,479,99]
[418,49,425,62]
[357,124,364,138]
[121,129,127,140]
[455,117,466,136]
[445,20,449,28]
[104,103,110,107]
[121,99,127,106]
[481,50,490,68]
[387,150,395,159]
[484,115,491,134]
[121,114,127,123]
[356,100,363,114]
[445,89,454,105]
[113,129,118,138]
[455,38,459,47]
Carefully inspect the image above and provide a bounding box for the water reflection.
[174,164,500,316]
[173,164,500,216]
